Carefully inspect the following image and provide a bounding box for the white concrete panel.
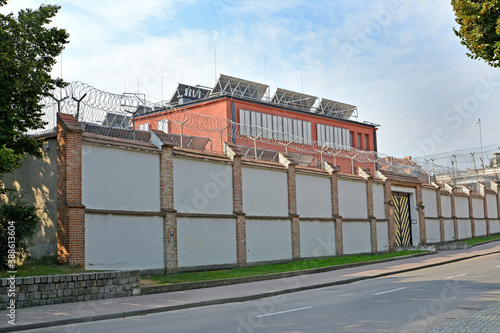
[82,144,160,211]
[490,219,500,234]
[475,220,487,237]
[455,196,469,218]
[85,214,163,271]
[487,194,498,218]
[173,158,233,214]
[177,218,236,267]
[338,179,367,219]
[472,198,485,218]
[296,174,331,218]
[422,189,438,217]
[444,219,455,241]
[441,195,453,218]
[300,221,335,257]
[246,220,292,263]
[457,219,472,240]
[377,222,389,252]
[343,222,371,255]
[242,167,288,216]
[425,220,441,243]
[373,184,386,219]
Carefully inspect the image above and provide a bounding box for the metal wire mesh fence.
[33,82,500,185]
[414,144,500,188]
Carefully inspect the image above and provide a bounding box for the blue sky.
[4,0,500,158]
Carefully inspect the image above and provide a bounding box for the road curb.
[141,251,435,295]
[4,247,500,332]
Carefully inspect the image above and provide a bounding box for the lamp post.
[477,118,484,168]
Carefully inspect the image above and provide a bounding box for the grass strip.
[460,234,500,246]
[0,265,91,278]
[144,250,428,285]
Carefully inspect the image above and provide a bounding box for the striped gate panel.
[392,192,412,246]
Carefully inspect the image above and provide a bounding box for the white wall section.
[85,214,164,271]
[472,198,484,218]
[422,189,438,217]
[300,221,336,257]
[177,218,236,267]
[246,219,292,262]
[373,184,386,219]
[377,222,388,252]
[343,222,371,254]
[425,220,440,243]
[82,144,160,211]
[338,179,367,219]
[173,158,233,214]
[441,195,453,218]
[242,167,288,216]
[455,196,469,218]
[296,174,331,218]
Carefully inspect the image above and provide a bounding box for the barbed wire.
[31,82,500,185]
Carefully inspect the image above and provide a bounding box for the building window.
[357,133,362,149]
[364,134,369,150]
[317,124,352,149]
[139,123,149,131]
[239,109,312,144]
[158,119,169,133]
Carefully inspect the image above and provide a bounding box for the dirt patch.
[140,278,158,286]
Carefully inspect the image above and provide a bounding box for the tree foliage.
[0,192,40,269]
[451,0,500,67]
[0,1,69,190]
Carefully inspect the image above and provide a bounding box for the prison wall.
[9,114,500,274]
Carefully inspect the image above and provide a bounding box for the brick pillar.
[56,113,85,267]
[160,143,178,274]
[479,183,490,236]
[384,180,396,252]
[152,129,178,274]
[233,155,247,267]
[493,182,500,224]
[325,163,342,256]
[359,168,377,254]
[492,182,500,235]
[468,194,475,239]
[416,184,426,245]
[226,143,247,267]
[452,195,459,240]
[433,183,445,243]
[280,154,300,260]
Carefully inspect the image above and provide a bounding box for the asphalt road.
[24,252,500,333]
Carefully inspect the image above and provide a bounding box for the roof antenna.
[301,67,304,93]
[214,42,217,83]
[213,30,219,83]
[264,56,267,85]
[161,68,164,102]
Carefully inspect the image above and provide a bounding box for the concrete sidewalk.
[1,242,500,332]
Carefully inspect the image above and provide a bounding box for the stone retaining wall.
[0,271,140,309]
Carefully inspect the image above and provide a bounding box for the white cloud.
[4,0,500,158]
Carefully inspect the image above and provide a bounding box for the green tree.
[451,0,500,67]
[0,192,40,269]
[0,0,69,191]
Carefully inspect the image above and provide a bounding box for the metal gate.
[392,192,412,246]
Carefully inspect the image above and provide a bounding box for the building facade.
[134,74,379,174]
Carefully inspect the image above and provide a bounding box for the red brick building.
[135,74,379,173]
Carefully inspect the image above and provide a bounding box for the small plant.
[0,192,40,269]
